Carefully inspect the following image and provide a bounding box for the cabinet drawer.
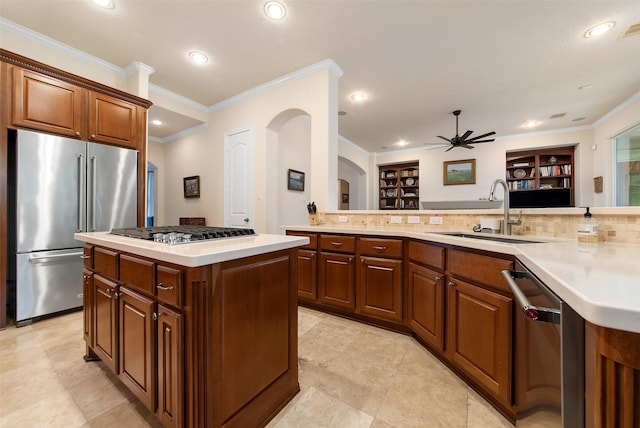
[156,265,183,308]
[358,237,403,258]
[447,249,513,292]
[319,234,355,253]
[409,241,445,271]
[287,231,317,250]
[93,247,118,279]
[120,254,155,296]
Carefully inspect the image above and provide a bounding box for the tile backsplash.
[315,211,640,245]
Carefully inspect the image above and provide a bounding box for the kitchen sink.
[432,232,545,244]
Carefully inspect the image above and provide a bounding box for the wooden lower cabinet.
[119,286,156,411]
[408,262,444,351]
[446,276,512,404]
[357,256,402,322]
[585,322,640,428]
[83,269,94,347]
[296,249,317,301]
[318,252,355,310]
[93,274,119,373]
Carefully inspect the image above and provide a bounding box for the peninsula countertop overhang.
[283,224,640,334]
[74,231,310,267]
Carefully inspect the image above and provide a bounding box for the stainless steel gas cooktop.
[110,226,256,245]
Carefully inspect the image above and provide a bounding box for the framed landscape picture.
[444,159,476,185]
[287,169,305,191]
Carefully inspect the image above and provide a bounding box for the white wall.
[338,157,366,210]
[278,115,312,231]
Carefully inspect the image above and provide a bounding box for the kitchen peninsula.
[284,223,640,425]
[75,230,309,428]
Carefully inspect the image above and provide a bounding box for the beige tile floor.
[0,307,514,427]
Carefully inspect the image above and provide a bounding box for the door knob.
[244,218,249,223]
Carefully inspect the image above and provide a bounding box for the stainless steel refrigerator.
[8,129,138,325]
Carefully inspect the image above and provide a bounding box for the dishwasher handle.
[501,269,560,324]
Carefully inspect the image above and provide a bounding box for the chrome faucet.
[489,179,521,235]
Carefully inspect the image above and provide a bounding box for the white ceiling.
[1,1,639,152]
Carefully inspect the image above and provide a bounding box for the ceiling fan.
[437,110,496,152]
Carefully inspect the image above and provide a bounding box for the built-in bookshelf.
[379,162,419,210]
[506,146,575,207]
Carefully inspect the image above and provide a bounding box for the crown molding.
[209,58,344,113]
[593,90,640,128]
[150,123,209,144]
[0,17,125,76]
[148,84,209,113]
[124,61,155,78]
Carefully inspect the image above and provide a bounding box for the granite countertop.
[283,224,640,334]
[74,231,309,267]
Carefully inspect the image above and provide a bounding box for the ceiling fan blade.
[445,146,454,152]
[468,139,496,144]
[437,136,452,143]
[466,131,496,142]
[461,144,474,149]
[460,130,473,141]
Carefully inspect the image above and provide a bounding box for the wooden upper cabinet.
[12,67,84,138]
[88,91,138,148]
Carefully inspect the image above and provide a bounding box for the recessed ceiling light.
[151,119,163,126]
[395,140,409,147]
[350,92,366,102]
[522,120,541,128]
[189,51,208,64]
[584,22,615,38]
[90,0,114,9]
[264,1,286,20]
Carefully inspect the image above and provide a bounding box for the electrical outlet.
[408,216,420,224]
[338,216,348,223]
[429,216,443,225]
[390,216,402,224]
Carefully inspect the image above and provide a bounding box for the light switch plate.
[338,216,348,223]
[390,216,402,224]
[408,216,420,224]
[429,216,443,225]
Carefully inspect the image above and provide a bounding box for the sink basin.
[432,232,545,244]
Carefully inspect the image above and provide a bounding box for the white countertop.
[74,232,309,267]
[283,225,640,334]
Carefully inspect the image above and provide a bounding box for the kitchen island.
[75,231,309,428]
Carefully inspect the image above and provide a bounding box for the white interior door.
[224,128,254,228]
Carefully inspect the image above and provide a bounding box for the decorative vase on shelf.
[549,156,557,164]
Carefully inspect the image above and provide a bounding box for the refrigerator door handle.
[28,251,84,263]
[91,155,97,231]
[78,154,85,232]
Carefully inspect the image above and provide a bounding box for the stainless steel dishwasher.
[502,261,584,427]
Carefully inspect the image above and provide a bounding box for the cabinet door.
[296,249,317,301]
[157,304,184,428]
[119,286,156,411]
[11,68,84,138]
[408,263,444,351]
[83,269,94,347]
[446,277,512,403]
[318,252,355,310]
[357,256,402,322]
[88,91,137,148]
[94,274,119,373]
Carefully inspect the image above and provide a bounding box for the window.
[615,125,640,206]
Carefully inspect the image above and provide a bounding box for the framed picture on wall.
[287,169,305,191]
[443,159,476,185]
[183,175,200,198]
